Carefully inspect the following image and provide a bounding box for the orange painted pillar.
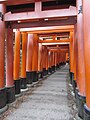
[58,50,60,67]
[69,32,74,84]
[26,34,33,84]
[32,34,38,82]
[45,47,49,75]
[73,24,78,94]
[51,51,54,72]
[48,51,52,73]
[38,43,42,72]
[0,4,7,108]
[20,32,27,89]
[58,50,60,66]
[62,50,66,64]
[53,51,55,70]
[59,49,62,66]
[51,51,53,71]
[57,50,59,68]
[76,0,86,118]
[62,51,64,64]
[6,25,15,103]
[60,49,63,65]
[64,51,66,63]
[42,46,49,76]
[52,51,55,71]
[14,30,21,94]
[55,51,57,69]
[48,51,50,72]
[38,43,43,78]
[83,0,90,118]
[55,52,57,68]
[66,52,69,63]
[42,46,47,76]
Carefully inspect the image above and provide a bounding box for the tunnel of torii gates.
[0,0,90,119]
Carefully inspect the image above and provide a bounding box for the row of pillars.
[0,4,68,110]
[69,0,90,119]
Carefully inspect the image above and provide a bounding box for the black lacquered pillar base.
[51,66,55,72]
[21,78,27,89]
[43,68,48,76]
[77,93,86,119]
[59,62,61,66]
[26,72,33,84]
[55,66,57,70]
[84,104,90,120]
[14,79,21,94]
[38,71,43,79]
[48,67,52,73]
[56,64,59,69]
[6,86,15,104]
[46,70,48,75]
[70,72,74,84]
[32,71,38,82]
[0,88,7,109]
[75,88,79,107]
[73,80,77,93]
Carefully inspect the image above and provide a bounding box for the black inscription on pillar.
[78,5,82,14]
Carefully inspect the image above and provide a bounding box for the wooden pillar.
[48,51,52,73]
[52,51,55,71]
[70,32,74,73]
[83,0,90,119]
[59,50,62,66]
[26,34,33,84]
[76,0,86,118]
[42,46,46,76]
[51,51,53,71]
[42,46,48,76]
[64,51,66,63]
[59,50,61,66]
[14,30,21,94]
[56,50,59,68]
[38,43,43,78]
[53,51,55,72]
[55,51,57,68]
[6,24,15,103]
[69,32,74,84]
[51,51,53,68]
[45,47,49,75]
[32,34,38,82]
[0,4,7,108]
[20,32,27,89]
[57,50,59,68]
[73,24,78,94]
[60,49,63,65]
[66,52,69,63]
[38,43,42,72]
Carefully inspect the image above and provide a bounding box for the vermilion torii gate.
[1,0,90,119]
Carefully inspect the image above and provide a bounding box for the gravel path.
[0,64,77,120]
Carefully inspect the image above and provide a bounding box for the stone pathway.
[2,64,74,120]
